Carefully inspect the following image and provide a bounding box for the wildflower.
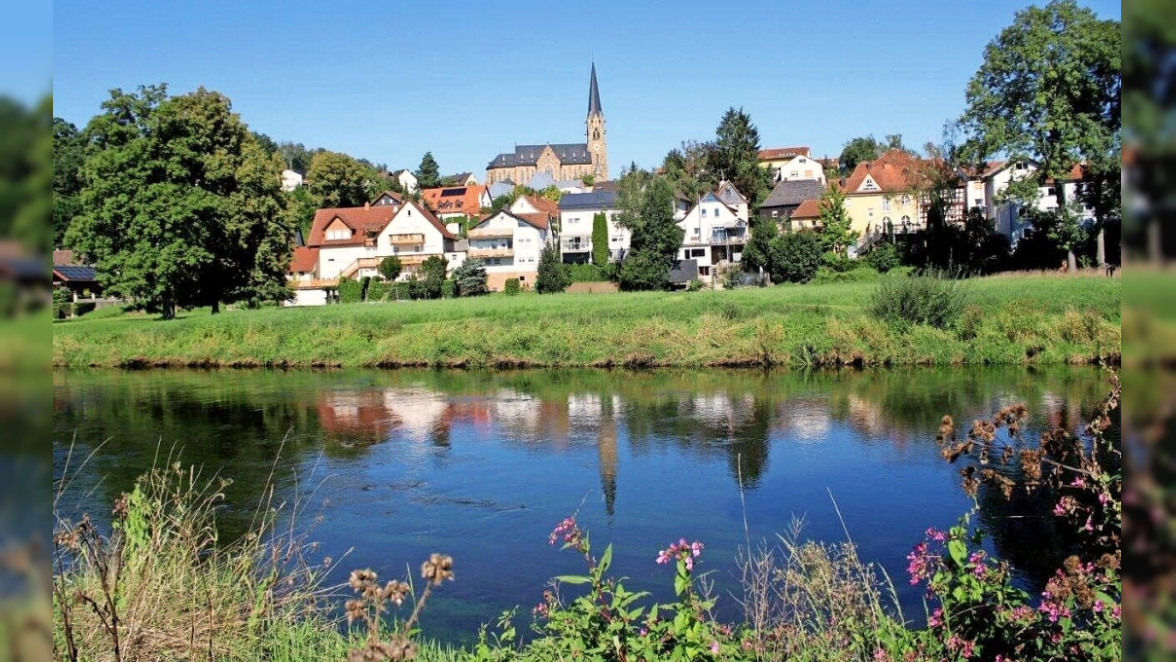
[420,553,454,585]
[1071,476,1086,489]
[1093,600,1104,613]
[925,527,946,542]
[549,517,578,546]
[533,602,548,618]
[906,542,929,586]
[350,569,378,593]
[1112,605,1121,620]
[874,648,890,661]
[710,641,720,655]
[381,580,410,606]
[655,538,705,571]
[112,493,129,519]
[960,639,975,658]
[345,599,365,623]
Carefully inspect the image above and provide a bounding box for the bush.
[390,280,415,301]
[536,245,571,294]
[869,273,967,329]
[865,243,901,273]
[592,212,609,267]
[686,278,702,292]
[74,301,96,317]
[822,251,858,273]
[441,278,457,299]
[453,259,489,297]
[768,231,823,284]
[378,255,402,281]
[420,256,448,299]
[617,251,669,291]
[504,278,521,296]
[366,280,391,302]
[337,277,363,303]
[567,263,608,283]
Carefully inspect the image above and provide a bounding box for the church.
[485,64,609,185]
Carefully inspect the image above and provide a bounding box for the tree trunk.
[1067,249,1078,273]
[1150,220,1162,265]
[211,300,220,315]
[1096,228,1106,267]
[161,298,175,320]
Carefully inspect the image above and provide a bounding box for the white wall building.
[280,169,304,192]
[676,191,748,284]
[397,169,419,194]
[467,209,553,291]
[556,190,630,264]
[981,161,1093,242]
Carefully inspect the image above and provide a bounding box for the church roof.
[487,143,593,169]
[588,63,602,116]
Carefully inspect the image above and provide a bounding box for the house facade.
[757,147,819,183]
[280,169,304,192]
[841,150,922,251]
[397,169,419,194]
[467,209,553,291]
[760,179,825,225]
[980,161,1093,242]
[557,190,630,264]
[676,191,748,284]
[287,201,462,304]
[485,64,608,184]
[421,185,492,221]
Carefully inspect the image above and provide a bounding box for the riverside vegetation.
[52,374,1122,661]
[53,272,1120,369]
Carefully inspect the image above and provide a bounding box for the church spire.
[588,63,602,116]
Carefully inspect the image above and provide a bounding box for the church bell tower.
[586,63,608,181]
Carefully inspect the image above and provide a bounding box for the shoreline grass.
[52,274,1121,370]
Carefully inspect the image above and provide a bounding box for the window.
[790,170,799,178]
[612,235,623,243]
[771,210,779,218]
[974,198,982,207]
[868,208,874,219]
[698,266,711,276]
[881,199,891,212]
[701,209,707,219]
[714,208,722,217]
[690,248,706,258]
[1015,162,1027,171]
[1047,187,1056,196]
[901,195,911,206]
[326,228,350,241]
[799,157,807,163]
[520,275,526,281]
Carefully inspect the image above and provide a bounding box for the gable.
[857,175,880,193]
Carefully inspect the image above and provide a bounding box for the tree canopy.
[416,152,441,189]
[1,96,52,254]
[839,134,906,174]
[65,85,293,318]
[958,0,1120,267]
[710,108,773,210]
[615,174,683,291]
[306,151,373,209]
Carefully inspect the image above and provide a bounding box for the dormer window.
[326,227,350,241]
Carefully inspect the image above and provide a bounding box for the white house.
[676,191,748,284]
[768,154,826,185]
[557,189,630,264]
[397,169,419,194]
[467,209,553,291]
[981,161,1093,242]
[280,169,304,192]
[302,201,460,287]
[715,180,750,220]
[286,246,326,306]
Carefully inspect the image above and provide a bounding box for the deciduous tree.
[958,0,1120,270]
[817,185,858,259]
[306,151,371,208]
[378,255,402,281]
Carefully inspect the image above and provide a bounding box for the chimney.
[364,201,371,211]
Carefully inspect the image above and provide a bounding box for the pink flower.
[656,538,705,571]
[710,641,720,655]
[1071,476,1086,488]
[1093,600,1104,613]
[928,607,943,628]
[549,517,578,546]
[926,527,946,542]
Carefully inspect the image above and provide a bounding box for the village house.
[485,64,608,184]
[789,199,822,230]
[287,199,463,305]
[676,188,749,284]
[371,190,404,208]
[52,250,101,301]
[421,185,492,221]
[396,169,419,194]
[280,169,304,192]
[976,160,1093,243]
[443,172,479,187]
[467,201,555,291]
[757,147,827,185]
[760,179,826,226]
[557,189,630,264]
[840,150,923,252]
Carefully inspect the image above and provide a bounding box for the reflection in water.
[52,367,1112,641]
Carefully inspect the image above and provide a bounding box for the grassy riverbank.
[53,273,1121,369]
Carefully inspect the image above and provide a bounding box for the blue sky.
[52,0,1119,177]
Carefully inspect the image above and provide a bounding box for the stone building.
[485,64,609,185]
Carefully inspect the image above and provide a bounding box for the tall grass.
[52,275,1120,368]
[869,273,967,330]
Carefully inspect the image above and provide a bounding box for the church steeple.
[588,62,603,117]
[586,63,608,180]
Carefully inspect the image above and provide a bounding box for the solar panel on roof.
[55,265,96,280]
[441,188,464,197]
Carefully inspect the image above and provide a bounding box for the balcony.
[561,236,591,252]
[468,246,514,259]
[289,277,339,289]
[468,227,514,239]
[710,229,747,245]
[387,233,425,245]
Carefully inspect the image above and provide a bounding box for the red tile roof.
[53,250,79,266]
[791,199,821,220]
[289,246,319,274]
[516,213,551,230]
[421,185,488,217]
[843,149,920,195]
[758,146,812,161]
[307,201,455,247]
[521,195,560,217]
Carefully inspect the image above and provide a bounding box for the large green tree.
[710,108,773,210]
[416,152,441,189]
[838,136,883,174]
[66,85,293,318]
[817,185,858,259]
[958,0,1120,270]
[741,215,778,275]
[306,151,372,208]
[53,116,87,247]
[1,96,52,255]
[615,174,683,291]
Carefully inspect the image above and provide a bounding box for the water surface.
[52,367,1111,641]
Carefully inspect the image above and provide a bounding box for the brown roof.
[373,190,404,205]
[516,213,551,230]
[421,185,488,217]
[843,149,919,195]
[521,195,560,216]
[758,146,811,161]
[289,246,319,274]
[307,206,398,247]
[791,199,821,220]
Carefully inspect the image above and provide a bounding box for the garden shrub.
[865,242,901,273]
[768,231,823,283]
[454,259,489,297]
[687,278,702,292]
[536,245,571,294]
[337,277,363,303]
[441,278,457,299]
[74,301,96,317]
[365,280,392,302]
[567,263,607,283]
[869,273,966,329]
[504,278,521,296]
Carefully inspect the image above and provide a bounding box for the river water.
[52,367,1111,642]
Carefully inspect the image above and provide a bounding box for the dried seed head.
[421,553,454,586]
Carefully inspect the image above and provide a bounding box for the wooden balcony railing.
[387,233,425,245]
[468,228,514,239]
[468,247,514,259]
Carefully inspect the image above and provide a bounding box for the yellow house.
[840,150,922,248]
